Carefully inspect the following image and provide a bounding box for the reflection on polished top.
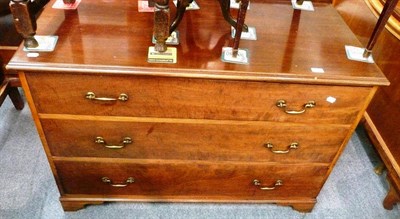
[7,0,388,86]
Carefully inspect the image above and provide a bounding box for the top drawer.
[26,73,371,124]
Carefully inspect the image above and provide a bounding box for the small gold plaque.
[147,46,177,64]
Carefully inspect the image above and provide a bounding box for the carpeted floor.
[1,91,400,219]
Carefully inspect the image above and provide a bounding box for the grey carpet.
[1,90,400,219]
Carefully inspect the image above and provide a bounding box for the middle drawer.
[41,118,349,163]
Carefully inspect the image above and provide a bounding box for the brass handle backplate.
[276,100,316,115]
[253,179,283,190]
[264,142,299,154]
[102,177,135,187]
[85,92,128,102]
[95,136,132,149]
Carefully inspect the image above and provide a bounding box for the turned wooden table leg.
[383,175,400,210]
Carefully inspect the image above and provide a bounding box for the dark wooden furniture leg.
[362,114,400,210]
[7,85,24,110]
[384,172,400,210]
[0,73,9,105]
[1,50,24,110]
[0,68,24,110]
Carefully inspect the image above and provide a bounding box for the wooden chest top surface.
[7,0,388,86]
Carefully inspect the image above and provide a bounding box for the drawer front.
[55,159,328,199]
[42,118,348,163]
[27,73,371,124]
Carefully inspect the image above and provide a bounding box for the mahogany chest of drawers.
[7,0,388,212]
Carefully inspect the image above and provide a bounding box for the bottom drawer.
[55,159,328,199]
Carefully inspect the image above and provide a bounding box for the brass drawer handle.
[95,136,132,149]
[102,177,135,187]
[264,142,299,154]
[253,179,283,190]
[276,100,316,115]
[85,92,128,102]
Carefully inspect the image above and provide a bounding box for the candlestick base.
[221,47,249,65]
[291,0,314,11]
[148,46,177,64]
[345,45,374,63]
[23,35,58,52]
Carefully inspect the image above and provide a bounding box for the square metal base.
[23,35,58,52]
[291,0,314,11]
[221,47,249,65]
[345,45,374,63]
